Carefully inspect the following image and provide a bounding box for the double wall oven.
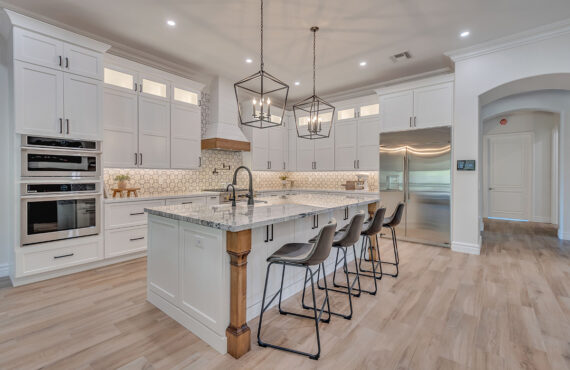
[20,136,102,246]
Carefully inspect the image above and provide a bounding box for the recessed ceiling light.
[245,58,253,63]
[460,30,470,38]
[359,61,367,67]
[294,81,300,86]
[167,20,176,27]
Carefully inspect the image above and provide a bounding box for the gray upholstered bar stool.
[257,219,337,360]
[375,202,405,278]
[341,206,386,295]
[308,211,366,320]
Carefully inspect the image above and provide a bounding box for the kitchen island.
[145,193,380,358]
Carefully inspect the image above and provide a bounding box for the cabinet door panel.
[268,127,284,171]
[14,61,64,137]
[357,116,380,170]
[413,83,453,129]
[380,90,413,132]
[334,120,357,170]
[103,87,139,168]
[138,96,170,168]
[64,73,102,140]
[14,28,63,70]
[314,134,335,171]
[63,43,103,80]
[296,136,315,171]
[147,217,179,304]
[287,128,297,171]
[171,103,201,169]
[251,128,269,171]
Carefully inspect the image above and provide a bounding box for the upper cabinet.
[243,109,288,171]
[377,75,454,133]
[8,11,110,140]
[102,55,203,169]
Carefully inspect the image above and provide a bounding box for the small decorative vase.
[118,180,127,190]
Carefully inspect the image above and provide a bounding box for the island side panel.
[226,229,252,359]
[368,201,380,261]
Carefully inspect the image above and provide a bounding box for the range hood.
[201,76,250,151]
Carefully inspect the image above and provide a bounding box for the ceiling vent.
[390,51,412,63]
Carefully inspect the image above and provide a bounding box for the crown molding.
[0,2,212,84]
[374,71,454,96]
[445,18,570,63]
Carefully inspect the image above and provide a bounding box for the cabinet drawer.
[21,238,102,275]
[105,200,164,229]
[165,197,206,206]
[105,226,147,258]
[206,195,219,206]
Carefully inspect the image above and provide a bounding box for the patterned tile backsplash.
[104,151,377,197]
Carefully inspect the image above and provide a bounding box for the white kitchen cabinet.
[251,128,269,171]
[62,42,103,80]
[287,127,297,171]
[13,28,63,70]
[413,83,453,129]
[105,226,147,258]
[334,118,358,170]
[138,96,171,169]
[377,76,454,133]
[356,115,380,170]
[103,56,204,170]
[314,133,335,171]
[102,86,139,167]
[63,73,102,140]
[296,135,316,171]
[379,90,413,132]
[165,197,207,206]
[246,125,285,171]
[171,103,201,169]
[14,61,64,137]
[269,127,285,171]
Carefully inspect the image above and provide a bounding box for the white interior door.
[487,133,532,221]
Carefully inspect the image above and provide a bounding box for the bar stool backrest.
[335,211,365,247]
[384,202,405,227]
[305,219,338,266]
[362,207,386,236]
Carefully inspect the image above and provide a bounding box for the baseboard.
[451,241,481,255]
[0,263,9,278]
[532,216,551,223]
[559,230,570,241]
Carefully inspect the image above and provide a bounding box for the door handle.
[65,57,69,69]
[139,153,143,166]
[134,153,138,165]
[54,253,74,259]
[59,118,63,134]
[129,237,145,242]
[134,82,138,92]
[414,116,417,127]
[199,156,202,167]
[409,117,412,128]
[58,56,62,67]
[488,187,494,190]
[66,119,70,134]
[357,159,360,169]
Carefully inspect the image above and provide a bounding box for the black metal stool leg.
[346,237,378,294]
[330,247,361,298]
[378,226,399,278]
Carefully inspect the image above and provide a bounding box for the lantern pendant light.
[293,26,335,140]
[234,0,289,129]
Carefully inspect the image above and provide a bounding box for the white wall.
[482,111,558,223]
[450,31,570,253]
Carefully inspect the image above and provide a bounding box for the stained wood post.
[226,229,252,358]
[368,202,380,261]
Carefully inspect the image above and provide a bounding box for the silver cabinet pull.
[54,253,74,259]
[134,153,138,165]
[65,57,69,68]
[66,119,70,134]
[129,237,145,242]
[59,118,63,133]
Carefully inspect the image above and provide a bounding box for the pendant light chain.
[312,28,316,97]
[260,0,264,70]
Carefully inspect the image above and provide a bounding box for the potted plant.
[114,174,130,190]
[279,175,288,188]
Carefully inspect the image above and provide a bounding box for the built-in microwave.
[21,136,101,178]
[20,182,101,245]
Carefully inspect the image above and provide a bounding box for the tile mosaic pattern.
[288,171,378,192]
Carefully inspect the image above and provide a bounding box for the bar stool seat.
[267,243,314,262]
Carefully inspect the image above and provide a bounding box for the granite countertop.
[145,193,380,232]
[104,188,379,203]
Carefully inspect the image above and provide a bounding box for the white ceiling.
[2,0,570,100]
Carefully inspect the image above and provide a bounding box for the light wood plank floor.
[1,220,569,369]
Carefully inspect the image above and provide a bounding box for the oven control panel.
[24,183,99,194]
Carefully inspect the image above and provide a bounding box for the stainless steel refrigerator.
[379,127,451,247]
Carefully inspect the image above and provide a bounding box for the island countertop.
[145,193,380,232]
